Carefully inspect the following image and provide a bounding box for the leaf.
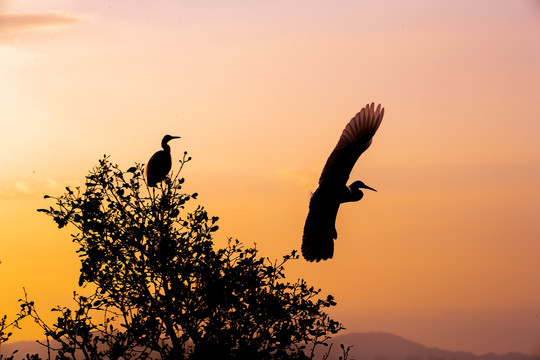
[32,153,345,358]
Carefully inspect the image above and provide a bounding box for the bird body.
[302,103,384,262]
[146,135,180,187]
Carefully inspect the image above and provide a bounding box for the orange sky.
[1,0,540,354]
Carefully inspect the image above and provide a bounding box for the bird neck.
[161,142,171,153]
[341,186,364,203]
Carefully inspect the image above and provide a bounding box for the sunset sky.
[1,0,540,355]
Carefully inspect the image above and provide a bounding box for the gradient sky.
[1,0,540,355]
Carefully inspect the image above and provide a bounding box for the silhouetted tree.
[0,310,40,360]
[22,151,345,359]
[1,314,18,356]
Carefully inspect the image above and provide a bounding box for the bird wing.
[146,150,171,187]
[302,189,340,262]
[318,103,384,188]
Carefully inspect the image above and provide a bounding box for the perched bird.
[146,135,180,187]
[302,103,384,262]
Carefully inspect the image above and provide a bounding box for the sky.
[1,0,540,355]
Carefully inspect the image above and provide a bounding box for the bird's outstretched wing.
[318,103,384,188]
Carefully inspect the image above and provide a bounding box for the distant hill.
[1,332,539,360]
[0,340,50,359]
[319,332,540,360]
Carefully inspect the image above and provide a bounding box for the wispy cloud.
[0,177,64,199]
[46,178,58,188]
[0,11,79,43]
[14,181,31,193]
[0,11,78,30]
[277,168,318,188]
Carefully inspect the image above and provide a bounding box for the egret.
[302,103,384,262]
[146,135,180,187]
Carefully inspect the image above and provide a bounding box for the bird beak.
[363,184,377,192]
[171,136,180,140]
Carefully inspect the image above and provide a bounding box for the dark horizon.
[2,332,539,360]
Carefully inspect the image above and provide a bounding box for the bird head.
[351,180,377,192]
[161,135,180,148]
[162,134,180,143]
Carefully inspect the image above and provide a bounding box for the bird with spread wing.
[302,103,384,262]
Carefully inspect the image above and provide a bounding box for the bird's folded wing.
[318,103,384,187]
[302,193,339,262]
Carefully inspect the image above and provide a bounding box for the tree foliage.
[0,308,41,360]
[18,152,345,359]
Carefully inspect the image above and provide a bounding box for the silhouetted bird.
[302,103,384,262]
[146,135,180,187]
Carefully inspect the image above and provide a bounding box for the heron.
[302,103,384,262]
[146,134,180,187]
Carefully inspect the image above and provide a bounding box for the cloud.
[0,11,78,30]
[46,178,58,188]
[277,168,318,188]
[0,11,79,43]
[14,181,31,193]
[0,177,64,199]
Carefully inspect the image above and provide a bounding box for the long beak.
[171,136,181,140]
[363,184,377,192]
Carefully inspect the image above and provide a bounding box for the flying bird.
[302,103,384,262]
[146,134,180,187]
